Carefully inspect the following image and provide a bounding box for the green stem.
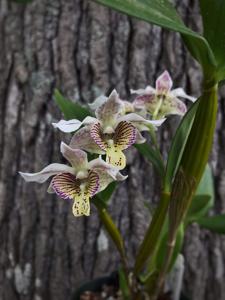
[153,98,163,119]
[93,199,133,297]
[133,191,170,276]
[150,83,218,300]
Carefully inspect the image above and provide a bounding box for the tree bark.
[0,0,224,300]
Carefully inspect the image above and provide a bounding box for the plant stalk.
[150,83,218,300]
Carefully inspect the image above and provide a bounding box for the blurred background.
[0,0,225,299]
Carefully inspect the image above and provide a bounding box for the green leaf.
[164,99,199,192]
[93,0,216,78]
[200,0,225,81]
[97,182,117,203]
[185,195,211,225]
[197,214,225,234]
[54,89,91,121]
[195,164,214,199]
[185,164,214,224]
[135,143,165,178]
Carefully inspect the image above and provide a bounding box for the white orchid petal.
[52,119,82,133]
[169,98,187,116]
[89,95,108,110]
[130,86,155,95]
[117,112,147,123]
[172,88,196,102]
[19,163,75,183]
[156,70,173,93]
[148,118,166,127]
[135,131,146,144]
[116,113,165,131]
[82,116,98,125]
[60,142,88,172]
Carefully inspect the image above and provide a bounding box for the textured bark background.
[0,0,225,300]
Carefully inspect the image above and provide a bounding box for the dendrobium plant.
[19,0,223,295]
[131,71,196,119]
[19,142,126,216]
[53,90,165,169]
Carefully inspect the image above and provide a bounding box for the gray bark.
[0,0,224,300]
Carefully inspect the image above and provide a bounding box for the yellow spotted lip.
[90,121,136,169]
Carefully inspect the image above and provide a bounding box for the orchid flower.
[53,90,165,169]
[19,142,126,217]
[131,71,196,119]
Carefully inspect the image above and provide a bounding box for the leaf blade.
[200,0,225,80]
[164,99,199,192]
[135,143,165,178]
[54,89,92,121]
[197,214,225,234]
[93,0,216,76]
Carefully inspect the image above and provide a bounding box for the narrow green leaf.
[164,100,199,192]
[195,164,214,199]
[135,143,165,178]
[118,268,131,300]
[54,89,91,121]
[197,214,225,234]
[200,0,225,80]
[97,182,117,203]
[93,0,217,78]
[168,85,218,238]
[185,195,211,224]
[185,164,214,224]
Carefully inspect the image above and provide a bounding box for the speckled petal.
[104,121,136,169]
[156,71,173,93]
[72,195,90,217]
[95,89,123,128]
[70,126,104,154]
[86,171,100,197]
[52,171,99,217]
[114,121,136,150]
[106,147,127,170]
[19,163,75,183]
[133,94,157,111]
[162,97,187,117]
[51,173,81,200]
[90,122,107,151]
